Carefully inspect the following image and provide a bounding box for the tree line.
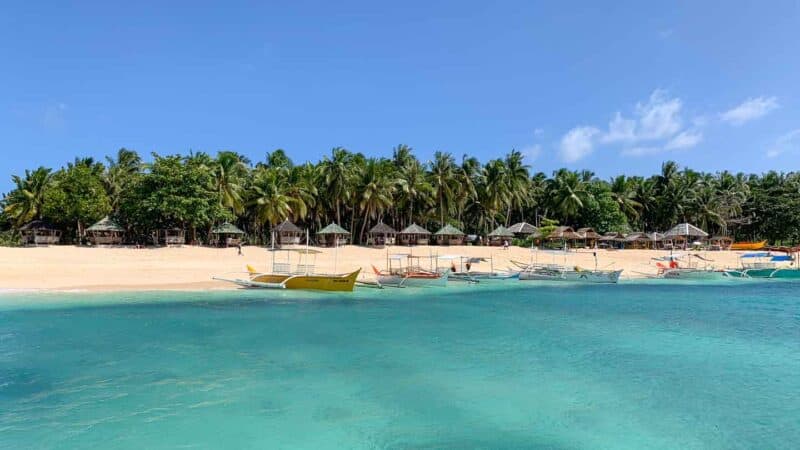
[2,146,799,245]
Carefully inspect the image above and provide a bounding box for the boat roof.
[268,248,322,254]
[741,252,770,258]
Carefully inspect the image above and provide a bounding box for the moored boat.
[517,263,622,283]
[730,240,767,251]
[371,253,449,287]
[730,252,800,278]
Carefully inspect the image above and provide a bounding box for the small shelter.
[547,226,582,240]
[273,219,303,245]
[622,232,646,249]
[577,227,601,247]
[487,225,514,246]
[434,224,465,246]
[211,222,245,247]
[86,216,125,245]
[397,223,431,245]
[157,228,185,246]
[709,235,733,250]
[599,231,625,249]
[316,223,350,247]
[508,222,538,238]
[367,222,397,246]
[664,223,708,249]
[20,220,61,246]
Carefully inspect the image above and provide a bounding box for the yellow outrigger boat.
[730,240,767,251]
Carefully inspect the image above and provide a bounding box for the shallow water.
[1,282,799,449]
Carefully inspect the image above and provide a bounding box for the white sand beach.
[0,245,750,292]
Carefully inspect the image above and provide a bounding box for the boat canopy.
[771,255,793,262]
[741,252,770,258]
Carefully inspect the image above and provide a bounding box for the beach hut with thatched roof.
[20,220,61,246]
[273,219,303,245]
[397,223,431,245]
[157,228,185,246]
[487,225,514,246]
[547,226,582,241]
[508,222,538,238]
[367,222,397,246]
[622,232,646,249]
[577,227,601,247]
[434,224,465,246]
[210,222,245,247]
[86,216,125,245]
[598,231,625,249]
[316,223,350,247]
[709,235,733,250]
[664,223,708,249]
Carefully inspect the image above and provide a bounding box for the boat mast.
[305,229,310,275]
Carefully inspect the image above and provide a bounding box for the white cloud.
[602,112,637,143]
[533,128,544,137]
[601,90,683,143]
[620,146,661,156]
[665,130,703,150]
[720,96,779,125]
[559,126,600,162]
[521,144,542,162]
[766,129,800,158]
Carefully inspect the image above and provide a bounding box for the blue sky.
[1,1,799,193]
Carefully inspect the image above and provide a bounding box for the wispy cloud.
[766,129,800,158]
[559,126,600,162]
[533,128,544,137]
[665,130,703,150]
[620,146,661,157]
[43,102,67,130]
[521,144,542,162]
[720,96,779,125]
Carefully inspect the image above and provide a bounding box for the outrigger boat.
[730,240,767,251]
[652,253,732,280]
[439,255,520,283]
[513,249,622,284]
[727,252,800,279]
[371,253,448,288]
[213,231,360,291]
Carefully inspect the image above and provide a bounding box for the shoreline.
[0,245,756,293]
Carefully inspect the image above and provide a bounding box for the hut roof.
[548,226,582,240]
[623,232,646,242]
[664,223,708,238]
[86,216,124,232]
[317,223,351,235]
[488,225,514,238]
[211,222,245,234]
[508,222,537,234]
[368,222,397,235]
[599,232,624,241]
[645,232,665,241]
[20,220,59,231]
[577,227,602,239]
[710,235,733,241]
[434,224,465,236]
[398,223,431,235]
[273,219,301,233]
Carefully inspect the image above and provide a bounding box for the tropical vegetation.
[2,147,799,245]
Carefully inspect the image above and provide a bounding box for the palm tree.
[429,151,458,227]
[609,175,642,225]
[318,147,352,225]
[105,148,142,212]
[213,151,248,214]
[396,157,432,227]
[503,150,531,225]
[3,167,53,227]
[549,169,591,224]
[480,159,511,228]
[247,167,294,234]
[357,158,396,242]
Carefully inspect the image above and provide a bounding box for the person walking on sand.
[237,243,243,256]
[503,239,509,250]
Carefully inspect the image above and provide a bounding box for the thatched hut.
[664,223,708,249]
[157,228,185,246]
[211,222,245,247]
[86,216,124,245]
[548,226,582,240]
[488,225,514,246]
[367,222,397,246]
[397,223,431,245]
[577,227,601,247]
[709,235,733,250]
[508,222,538,238]
[434,224,465,246]
[316,223,350,247]
[598,231,625,249]
[20,220,61,246]
[273,219,303,245]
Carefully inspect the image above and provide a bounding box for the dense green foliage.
[1,147,799,245]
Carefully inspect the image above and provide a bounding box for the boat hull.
[375,272,448,287]
[450,272,520,282]
[661,269,730,280]
[742,268,800,279]
[730,241,767,251]
[248,269,361,291]
[520,268,622,283]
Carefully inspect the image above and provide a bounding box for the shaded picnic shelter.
[577,227,601,247]
[487,225,514,246]
[664,223,708,249]
[367,222,397,246]
[273,219,303,245]
[316,223,350,247]
[86,216,125,245]
[508,222,538,238]
[434,224,465,246]
[157,228,185,246]
[20,220,61,246]
[211,222,245,247]
[397,223,431,245]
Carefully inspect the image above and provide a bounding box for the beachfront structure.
[273,219,303,245]
[508,222,538,238]
[316,222,350,247]
[20,220,61,246]
[210,222,245,247]
[157,228,185,246]
[367,222,397,246]
[664,223,708,249]
[709,235,733,250]
[577,227,601,247]
[547,226,582,244]
[86,216,125,245]
[487,225,514,246]
[397,223,431,245]
[434,224,465,246]
[599,231,624,249]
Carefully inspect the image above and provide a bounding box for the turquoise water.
[1,282,799,449]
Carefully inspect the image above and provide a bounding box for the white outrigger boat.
[439,255,520,283]
[652,253,732,280]
[725,252,800,279]
[513,249,622,284]
[371,253,449,288]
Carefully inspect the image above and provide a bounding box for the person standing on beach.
[237,243,243,256]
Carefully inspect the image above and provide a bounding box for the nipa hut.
[664,223,708,249]
[86,216,124,245]
[577,227,601,248]
[487,225,514,246]
[20,220,61,246]
[316,223,350,247]
[367,222,397,246]
[508,222,538,238]
[599,231,625,249]
[210,222,245,247]
[709,235,733,250]
[157,228,185,246]
[397,223,431,245]
[273,219,303,245]
[547,226,582,243]
[434,224,465,246]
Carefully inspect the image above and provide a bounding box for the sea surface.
[1,281,799,449]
